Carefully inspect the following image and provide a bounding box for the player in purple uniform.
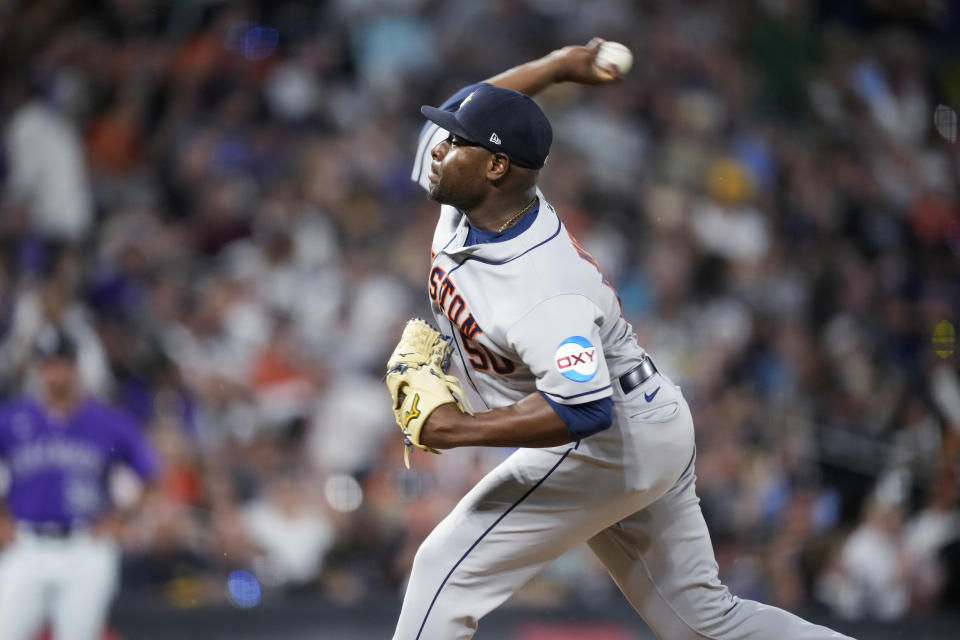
[0,326,159,640]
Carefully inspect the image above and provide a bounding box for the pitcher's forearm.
[484,40,622,97]
[483,51,568,96]
[420,393,573,449]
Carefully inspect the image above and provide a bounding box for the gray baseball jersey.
[415,105,646,412]
[396,84,855,640]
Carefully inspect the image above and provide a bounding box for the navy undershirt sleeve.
[539,392,614,441]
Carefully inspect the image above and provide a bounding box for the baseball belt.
[23,521,78,539]
[617,356,658,395]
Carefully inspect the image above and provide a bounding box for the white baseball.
[595,41,633,76]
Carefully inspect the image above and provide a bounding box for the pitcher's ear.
[487,153,510,180]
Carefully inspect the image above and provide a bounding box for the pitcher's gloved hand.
[386,319,473,468]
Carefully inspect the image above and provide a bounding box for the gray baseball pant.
[393,374,855,640]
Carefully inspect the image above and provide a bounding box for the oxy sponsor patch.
[554,336,598,382]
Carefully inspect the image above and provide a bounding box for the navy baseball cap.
[421,84,553,170]
[34,326,78,361]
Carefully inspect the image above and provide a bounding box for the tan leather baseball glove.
[386,319,473,468]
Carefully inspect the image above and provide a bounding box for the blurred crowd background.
[1,0,959,629]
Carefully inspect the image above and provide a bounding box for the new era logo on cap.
[489,133,501,144]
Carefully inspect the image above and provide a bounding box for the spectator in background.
[0,247,112,397]
[249,314,319,429]
[3,79,92,243]
[904,469,960,610]
[242,467,334,590]
[818,498,911,620]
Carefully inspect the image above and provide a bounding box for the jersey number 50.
[460,330,516,375]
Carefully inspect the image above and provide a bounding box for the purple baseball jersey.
[0,397,159,526]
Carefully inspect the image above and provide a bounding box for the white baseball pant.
[394,373,855,639]
[0,527,119,640]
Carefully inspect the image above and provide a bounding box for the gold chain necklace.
[496,197,537,233]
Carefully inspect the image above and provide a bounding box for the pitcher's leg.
[394,499,554,640]
[588,458,855,640]
[394,445,629,640]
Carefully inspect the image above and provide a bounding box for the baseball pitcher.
[386,40,855,640]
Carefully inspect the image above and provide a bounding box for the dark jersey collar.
[464,201,540,247]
